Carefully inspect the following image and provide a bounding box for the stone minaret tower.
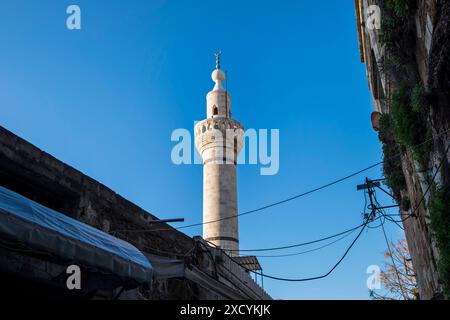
[195,53,244,255]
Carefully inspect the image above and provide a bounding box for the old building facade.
[355,0,450,299]
[0,125,269,300]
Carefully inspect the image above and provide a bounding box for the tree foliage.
[370,239,419,300]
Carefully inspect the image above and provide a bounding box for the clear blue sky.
[0,0,404,299]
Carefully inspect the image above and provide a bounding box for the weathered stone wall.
[355,0,450,299]
[0,125,200,299]
[0,125,270,300]
[0,126,194,258]
[397,0,450,299]
[401,153,442,298]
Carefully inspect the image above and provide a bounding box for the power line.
[406,142,450,217]
[117,141,449,285]
[228,223,364,253]
[380,220,408,299]
[357,143,450,294]
[381,142,450,224]
[111,129,450,234]
[373,192,405,230]
[107,141,449,289]
[182,128,448,232]
[380,210,405,230]
[140,242,197,258]
[358,141,449,230]
[112,162,381,234]
[235,221,369,282]
[367,213,387,229]
[138,213,378,284]
[197,241,264,300]
[245,229,358,258]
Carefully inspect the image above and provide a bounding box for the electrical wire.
[140,242,197,258]
[382,211,405,230]
[371,191,405,230]
[235,221,370,282]
[111,162,381,234]
[104,140,450,288]
[105,137,450,284]
[380,220,408,299]
[111,129,450,235]
[197,241,264,300]
[363,143,450,296]
[378,204,405,230]
[384,142,450,223]
[244,228,359,258]
[406,142,450,218]
[228,223,365,253]
[367,213,387,229]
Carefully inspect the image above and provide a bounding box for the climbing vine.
[377,0,417,77]
[411,83,428,113]
[386,0,414,18]
[374,0,450,299]
[378,113,406,202]
[390,84,431,170]
[376,1,431,170]
[429,185,450,297]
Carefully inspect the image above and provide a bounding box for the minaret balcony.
[194,118,244,164]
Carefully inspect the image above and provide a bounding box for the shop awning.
[0,186,153,286]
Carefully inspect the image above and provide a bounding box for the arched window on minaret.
[213,106,218,116]
[234,136,238,163]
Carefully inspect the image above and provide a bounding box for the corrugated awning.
[234,256,262,271]
[0,186,153,286]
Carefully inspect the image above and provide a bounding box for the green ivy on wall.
[429,185,450,297]
[390,84,431,171]
[378,113,407,201]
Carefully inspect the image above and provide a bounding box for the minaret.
[195,53,244,255]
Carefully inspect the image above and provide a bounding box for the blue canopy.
[0,185,153,285]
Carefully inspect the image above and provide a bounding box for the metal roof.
[234,255,262,271]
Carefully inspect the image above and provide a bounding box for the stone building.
[354,0,450,299]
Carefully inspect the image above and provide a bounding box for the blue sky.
[0,0,404,299]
